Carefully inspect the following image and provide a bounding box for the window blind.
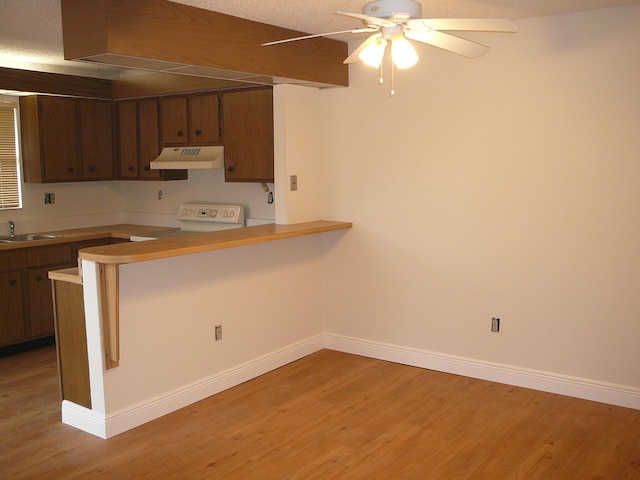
[0,101,21,209]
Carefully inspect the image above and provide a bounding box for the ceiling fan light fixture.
[391,35,418,69]
[359,37,388,68]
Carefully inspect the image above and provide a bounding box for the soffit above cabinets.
[60,0,349,90]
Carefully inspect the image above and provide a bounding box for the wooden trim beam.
[61,0,349,88]
[0,67,112,99]
[112,72,244,99]
[97,263,119,369]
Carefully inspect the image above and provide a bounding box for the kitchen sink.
[0,234,63,243]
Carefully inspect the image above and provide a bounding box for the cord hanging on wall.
[261,182,274,204]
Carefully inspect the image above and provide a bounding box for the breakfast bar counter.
[78,221,352,265]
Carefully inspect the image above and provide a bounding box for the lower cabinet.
[0,238,118,350]
[0,271,26,345]
[27,264,74,338]
[0,246,72,348]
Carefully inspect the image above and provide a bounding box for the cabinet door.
[39,96,80,182]
[78,100,115,180]
[160,96,188,145]
[190,93,220,144]
[222,88,274,183]
[0,271,26,346]
[139,98,163,179]
[26,267,59,338]
[116,101,139,178]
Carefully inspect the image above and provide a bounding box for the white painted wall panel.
[320,5,640,388]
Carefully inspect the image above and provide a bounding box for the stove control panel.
[177,204,245,224]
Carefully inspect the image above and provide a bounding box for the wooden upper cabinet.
[160,96,188,145]
[20,95,115,183]
[160,93,220,146]
[20,96,80,183]
[139,98,163,179]
[116,100,139,178]
[189,93,220,144]
[222,88,274,183]
[115,99,187,181]
[78,99,115,180]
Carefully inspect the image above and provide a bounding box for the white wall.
[0,180,126,235]
[274,84,323,224]
[102,235,324,412]
[122,170,275,227]
[0,161,275,237]
[320,5,640,388]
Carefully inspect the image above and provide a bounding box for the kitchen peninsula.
[58,220,351,438]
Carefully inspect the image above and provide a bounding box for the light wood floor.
[1,346,639,479]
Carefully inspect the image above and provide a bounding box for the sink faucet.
[8,220,15,236]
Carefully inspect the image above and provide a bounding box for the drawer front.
[0,251,26,274]
[25,245,73,269]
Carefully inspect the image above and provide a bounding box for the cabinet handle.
[128,166,135,172]
[88,166,96,172]
[195,129,201,136]
[227,166,234,172]
[177,130,184,137]
[9,279,17,286]
[67,167,74,173]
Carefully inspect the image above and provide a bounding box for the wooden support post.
[97,263,119,369]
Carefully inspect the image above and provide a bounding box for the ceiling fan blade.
[335,11,397,28]
[343,33,384,64]
[404,28,490,58]
[261,27,378,46]
[408,18,518,33]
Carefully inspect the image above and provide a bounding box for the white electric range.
[131,203,245,241]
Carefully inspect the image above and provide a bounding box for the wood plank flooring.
[1,346,639,479]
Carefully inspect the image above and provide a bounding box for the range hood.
[150,146,224,170]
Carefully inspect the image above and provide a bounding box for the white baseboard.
[63,334,324,438]
[323,333,640,410]
[61,401,107,438]
[63,332,640,439]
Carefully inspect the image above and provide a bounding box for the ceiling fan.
[262,0,518,95]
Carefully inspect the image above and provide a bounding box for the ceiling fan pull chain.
[390,56,396,96]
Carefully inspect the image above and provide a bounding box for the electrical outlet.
[289,175,298,191]
[491,317,500,333]
[215,324,222,341]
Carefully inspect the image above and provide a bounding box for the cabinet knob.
[9,279,17,286]
[67,167,74,173]
[128,166,135,172]
[36,275,43,282]
[88,166,95,172]
[144,166,150,171]
[177,130,184,137]
[227,166,234,172]
[195,129,201,136]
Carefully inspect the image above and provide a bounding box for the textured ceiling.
[0,0,639,79]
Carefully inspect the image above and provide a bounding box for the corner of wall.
[273,84,323,224]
